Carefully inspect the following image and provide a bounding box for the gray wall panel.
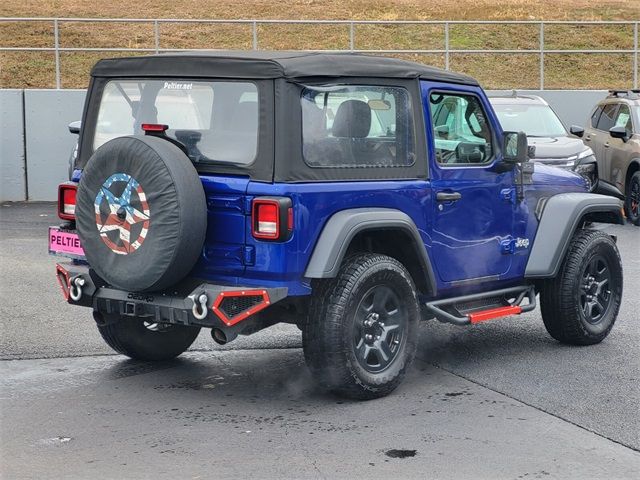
[0,90,26,201]
[24,89,86,201]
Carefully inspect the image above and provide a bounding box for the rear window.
[590,105,603,128]
[301,85,415,168]
[93,80,258,165]
[596,103,619,132]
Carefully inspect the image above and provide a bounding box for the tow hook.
[189,292,209,320]
[69,276,85,301]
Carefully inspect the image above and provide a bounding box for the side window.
[596,104,619,131]
[301,85,415,168]
[614,104,632,135]
[590,105,603,128]
[429,92,494,165]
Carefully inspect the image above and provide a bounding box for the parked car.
[583,90,640,225]
[51,52,624,400]
[489,93,598,187]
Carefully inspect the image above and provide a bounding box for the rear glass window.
[596,104,618,132]
[590,105,603,128]
[301,85,415,168]
[94,80,258,165]
[492,103,566,137]
[614,104,632,133]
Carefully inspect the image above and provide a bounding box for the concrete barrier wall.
[0,88,611,202]
[0,90,26,201]
[1,89,86,202]
[24,90,87,201]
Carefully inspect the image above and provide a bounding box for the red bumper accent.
[55,263,71,301]
[211,289,271,327]
[468,305,522,324]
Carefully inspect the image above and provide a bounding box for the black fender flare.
[304,208,437,295]
[525,193,624,279]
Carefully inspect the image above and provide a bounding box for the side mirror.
[68,121,81,135]
[503,131,529,163]
[609,125,628,142]
[569,125,584,138]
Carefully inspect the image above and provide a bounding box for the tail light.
[58,183,78,220]
[141,123,169,133]
[251,197,293,241]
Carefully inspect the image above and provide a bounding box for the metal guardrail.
[1,17,638,90]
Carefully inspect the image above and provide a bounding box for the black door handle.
[436,191,462,202]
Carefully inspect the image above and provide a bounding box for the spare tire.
[76,135,206,292]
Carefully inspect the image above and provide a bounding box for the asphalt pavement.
[1,202,639,479]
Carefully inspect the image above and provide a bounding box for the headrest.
[332,100,371,138]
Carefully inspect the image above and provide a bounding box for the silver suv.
[490,93,597,187]
[583,90,640,226]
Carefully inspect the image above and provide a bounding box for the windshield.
[93,80,258,165]
[492,103,567,137]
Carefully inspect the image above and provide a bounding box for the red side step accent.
[468,305,522,324]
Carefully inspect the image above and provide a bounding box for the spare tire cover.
[76,135,207,292]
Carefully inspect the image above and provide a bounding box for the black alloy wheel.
[626,172,640,226]
[579,255,614,324]
[353,285,407,373]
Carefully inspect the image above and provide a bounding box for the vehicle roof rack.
[608,89,640,98]
[487,90,542,101]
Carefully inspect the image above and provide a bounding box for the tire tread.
[540,229,622,345]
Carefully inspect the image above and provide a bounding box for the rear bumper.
[55,262,288,330]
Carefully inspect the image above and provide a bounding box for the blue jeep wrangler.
[51,52,624,399]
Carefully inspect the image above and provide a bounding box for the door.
[590,103,619,182]
[424,85,517,283]
[584,104,603,160]
[604,103,633,191]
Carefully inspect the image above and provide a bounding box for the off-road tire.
[303,253,420,400]
[625,171,640,226]
[540,229,622,345]
[98,316,200,361]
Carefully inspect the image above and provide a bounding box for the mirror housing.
[609,125,629,142]
[68,121,81,135]
[569,125,585,138]
[503,131,529,164]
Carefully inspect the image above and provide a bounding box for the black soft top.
[91,50,479,85]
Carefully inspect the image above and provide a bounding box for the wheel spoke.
[357,341,371,362]
[593,298,604,315]
[596,278,609,290]
[382,323,400,334]
[377,340,392,363]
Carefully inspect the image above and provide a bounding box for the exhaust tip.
[211,328,228,345]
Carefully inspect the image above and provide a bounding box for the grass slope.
[0,0,638,89]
